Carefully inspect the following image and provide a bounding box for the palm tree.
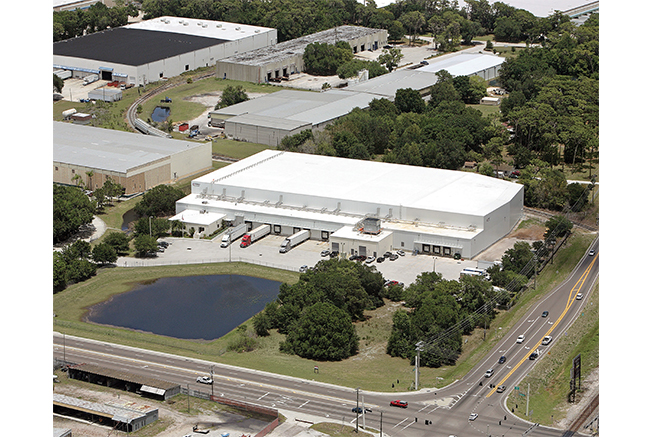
[85,170,95,190]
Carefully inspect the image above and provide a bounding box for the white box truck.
[279,230,310,253]
[220,223,247,248]
[240,224,271,248]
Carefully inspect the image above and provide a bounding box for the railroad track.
[523,207,598,232]
[567,393,599,434]
[125,71,216,134]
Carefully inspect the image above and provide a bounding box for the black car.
[349,255,358,261]
[498,356,506,364]
[352,407,372,414]
[376,256,385,263]
[542,311,549,318]
[329,251,339,258]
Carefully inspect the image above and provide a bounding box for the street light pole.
[210,365,214,399]
[355,388,360,433]
[415,341,424,391]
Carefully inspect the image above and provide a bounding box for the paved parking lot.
[118,234,490,286]
[59,77,110,102]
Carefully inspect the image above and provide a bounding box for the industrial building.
[209,89,377,146]
[174,150,524,259]
[215,26,388,83]
[53,122,212,195]
[53,393,159,432]
[53,16,277,86]
[209,52,504,147]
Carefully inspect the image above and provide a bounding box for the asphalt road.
[53,237,598,436]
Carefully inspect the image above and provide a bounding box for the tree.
[53,74,64,93]
[281,302,358,361]
[387,20,405,42]
[215,85,249,109]
[400,11,425,46]
[133,184,185,217]
[567,182,588,212]
[133,234,158,257]
[103,231,130,255]
[92,242,118,265]
[134,216,170,237]
[377,47,403,72]
[53,184,95,243]
[395,88,425,114]
[544,215,573,241]
[501,241,535,277]
[303,41,353,76]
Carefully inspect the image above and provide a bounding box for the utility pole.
[355,388,360,433]
[526,383,530,417]
[415,341,424,391]
[210,365,214,398]
[380,410,383,437]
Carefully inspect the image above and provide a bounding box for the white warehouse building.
[53,16,277,86]
[174,150,524,258]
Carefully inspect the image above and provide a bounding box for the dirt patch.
[510,224,546,240]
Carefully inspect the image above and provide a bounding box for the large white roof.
[195,150,522,217]
[419,53,505,76]
[126,16,274,41]
[53,122,204,173]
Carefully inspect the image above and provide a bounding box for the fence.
[179,387,280,437]
[120,255,304,272]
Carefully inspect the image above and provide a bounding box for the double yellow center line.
[485,252,598,397]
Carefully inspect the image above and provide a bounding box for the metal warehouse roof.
[53,28,227,66]
[218,25,384,66]
[215,89,375,126]
[419,53,505,76]
[53,393,156,423]
[227,113,311,131]
[195,150,523,217]
[53,122,203,173]
[346,69,438,98]
[67,363,179,390]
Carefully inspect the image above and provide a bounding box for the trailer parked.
[240,224,271,248]
[279,230,310,253]
[220,223,247,248]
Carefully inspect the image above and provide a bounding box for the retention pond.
[86,275,281,341]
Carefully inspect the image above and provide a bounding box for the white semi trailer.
[220,223,247,248]
[279,230,310,253]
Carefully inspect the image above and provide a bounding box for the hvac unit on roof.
[216,24,222,28]
[202,24,208,28]
[255,29,260,33]
[235,27,241,30]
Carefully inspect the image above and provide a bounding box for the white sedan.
[469,413,478,421]
[196,376,213,384]
[516,334,525,343]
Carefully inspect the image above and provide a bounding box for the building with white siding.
[175,150,524,259]
[53,16,276,86]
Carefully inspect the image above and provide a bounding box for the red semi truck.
[240,224,271,248]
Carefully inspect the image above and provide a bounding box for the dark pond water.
[151,106,171,122]
[86,275,281,341]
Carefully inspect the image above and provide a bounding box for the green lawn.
[212,139,271,159]
[54,226,597,393]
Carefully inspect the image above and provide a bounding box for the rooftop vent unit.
[235,27,241,31]
[360,217,382,235]
[216,24,222,28]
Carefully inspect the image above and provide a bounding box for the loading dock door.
[359,246,367,257]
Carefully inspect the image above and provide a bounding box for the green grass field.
[54,226,597,393]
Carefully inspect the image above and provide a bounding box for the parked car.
[542,336,552,345]
[484,369,494,378]
[196,376,213,384]
[496,385,506,393]
[389,254,398,261]
[498,356,506,364]
[299,265,308,273]
[365,256,376,264]
[517,335,525,343]
[384,252,393,258]
[397,250,405,256]
[384,280,399,287]
[321,250,330,257]
[329,251,339,258]
[376,256,385,263]
[390,400,408,408]
[469,413,478,421]
[349,255,358,261]
[542,311,549,318]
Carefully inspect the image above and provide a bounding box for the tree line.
[53,182,186,292]
[54,2,139,41]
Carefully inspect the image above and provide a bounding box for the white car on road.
[196,376,213,384]
[516,334,525,343]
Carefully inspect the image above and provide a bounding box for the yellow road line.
[486,254,597,398]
